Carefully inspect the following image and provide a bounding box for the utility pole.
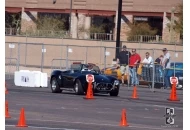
[69,0,73,37]
[115,0,122,59]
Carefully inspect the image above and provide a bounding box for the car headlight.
[114,80,120,85]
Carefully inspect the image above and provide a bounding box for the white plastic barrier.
[14,70,48,88]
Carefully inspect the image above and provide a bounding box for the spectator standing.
[155,55,163,64]
[142,52,153,67]
[161,48,171,89]
[141,52,154,84]
[117,45,131,86]
[129,49,141,86]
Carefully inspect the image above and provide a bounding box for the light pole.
[115,0,122,59]
[69,0,73,37]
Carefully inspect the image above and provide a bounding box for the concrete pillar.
[162,12,170,43]
[84,16,91,39]
[113,10,118,41]
[114,12,133,41]
[21,7,37,33]
[71,13,78,39]
[120,15,133,41]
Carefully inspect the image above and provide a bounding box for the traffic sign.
[9,44,15,48]
[170,77,178,84]
[86,74,94,82]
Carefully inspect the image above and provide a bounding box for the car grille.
[95,83,113,91]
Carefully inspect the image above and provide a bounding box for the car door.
[62,70,79,88]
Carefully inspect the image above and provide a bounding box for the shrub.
[127,22,158,41]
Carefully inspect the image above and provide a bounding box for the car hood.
[94,75,113,83]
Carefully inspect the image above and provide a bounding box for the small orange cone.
[5,101,11,118]
[83,81,94,99]
[120,109,129,126]
[16,108,28,127]
[167,83,180,101]
[5,83,8,94]
[131,86,138,99]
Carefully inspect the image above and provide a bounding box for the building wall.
[5,0,182,13]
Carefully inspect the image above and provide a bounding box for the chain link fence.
[5,40,183,91]
[5,57,19,79]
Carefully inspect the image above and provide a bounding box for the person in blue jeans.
[161,48,171,89]
[129,49,141,86]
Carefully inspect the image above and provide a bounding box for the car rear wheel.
[74,79,84,95]
[51,77,62,93]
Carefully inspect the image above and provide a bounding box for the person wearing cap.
[116,45,131,86]
[162,48,171,89]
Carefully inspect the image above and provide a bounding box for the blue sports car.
[50,63,120,96]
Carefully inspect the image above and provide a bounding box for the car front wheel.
[110,88,119,96]
[51,77,62,93]
[74,79,84,95]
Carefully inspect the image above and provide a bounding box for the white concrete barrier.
[14,70,48,87]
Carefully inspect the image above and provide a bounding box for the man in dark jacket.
[117,45,131,86]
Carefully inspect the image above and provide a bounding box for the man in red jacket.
[129,49,141,86]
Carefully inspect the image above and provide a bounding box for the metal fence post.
[17,43,20,71]
[66,45,69,69]
[85,46,88,64]
[174,43,176,77]
[41,44,44,72]
[104,47,106,70]
[9,44,13,79]
[25,35,28,67]
[60,38,63,69]
[151,49,155,92]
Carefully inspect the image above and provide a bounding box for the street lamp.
[115,0,122,60]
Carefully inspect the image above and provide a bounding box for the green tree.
[127,22,158,41]
[5,13,21,34]
[37,15,66,31]
[174,3,183,36]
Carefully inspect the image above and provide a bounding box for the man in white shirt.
[141,52,153,83]
[162,48,171,69]
[142,52,153,67]
[161,48,171,89]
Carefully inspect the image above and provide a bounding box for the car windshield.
[82,64,101,73]
[70,64,82,71]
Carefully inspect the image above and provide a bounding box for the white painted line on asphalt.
[153,105,183,110]
[143,117,163,120]
[129,125,178,130]
[5,124,79,130]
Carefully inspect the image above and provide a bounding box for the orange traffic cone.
[83,81,94,99]
[167,83,180,101]
[5,101,11,118]
[120,109,129,126]
[16,108,28,127]
[131,86,138,99]
[5,83,8,94]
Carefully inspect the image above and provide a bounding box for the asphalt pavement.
[5,78,183,130]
